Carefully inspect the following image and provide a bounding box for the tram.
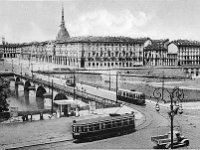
[72,112,135,141]
[66,77,75,87]
[117,89,145,105]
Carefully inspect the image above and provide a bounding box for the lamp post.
[20,63,22,79]
[109,66,111,90]
[51,79,54,114]
[153,85,184,149]
[116,71,118,103]
[31,63,33,81]
[11,59,14,72]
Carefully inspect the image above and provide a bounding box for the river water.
[6,80,107,112]
[7,81,49,112]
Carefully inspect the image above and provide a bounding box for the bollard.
[22,115,25,122]
[40,112,43,120]
[25,115,28,121]
[30,114,33,121]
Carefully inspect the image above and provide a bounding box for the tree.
[0,82,9,112]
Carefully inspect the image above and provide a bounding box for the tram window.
[99,123,102,129]
[123,92,125,97]
[75,127,78,132]
[102,123,106,129]
[123,120,128,125]
[82,126,87,132]
[105,122,111,128]
[117,121,122,126]
[89,125,93,131]
[94,124,100,130]
[73,126,76,132]
[112,121,116,127]
[78,127,82,132]
[129,93,133,98]
[129,119,134,124]
[85,126,89,132]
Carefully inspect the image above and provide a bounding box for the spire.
[61,4,65,27]
[56,4,70,41]
[2,36,5,45]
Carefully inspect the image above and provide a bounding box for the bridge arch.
[24,80,31,91]
[36,85,47,98]
[54,92,67,101]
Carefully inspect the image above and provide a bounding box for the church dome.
[56,26,70,41]
[56,6,70,41]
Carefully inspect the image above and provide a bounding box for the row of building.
[1,7,200,69]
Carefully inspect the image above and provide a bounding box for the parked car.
[151,130,189,149]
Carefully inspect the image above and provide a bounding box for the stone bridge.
[9,74,71,102]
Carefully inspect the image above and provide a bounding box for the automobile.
[151,130,189,149]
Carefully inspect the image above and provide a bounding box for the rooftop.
[56,36,150,44]
[172,40,200,47]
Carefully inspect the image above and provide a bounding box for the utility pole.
[73,69,76,100]
[51,79,54,114]
[161,71,164,102]
[109,67,111,90]
[11,59,13,72]
[170,94,174,149]
[20,63,22,79]
[31,63,33,81]
[116,72,118,103]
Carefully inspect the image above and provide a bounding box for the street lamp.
[31,63,33,81]
[153,86,184,149]
[11,59,14,72]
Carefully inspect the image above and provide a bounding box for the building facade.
[2,6,200,70]
[144,39,169,66]
[168,40,200,66]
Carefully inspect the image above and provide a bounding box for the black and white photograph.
[0,0,200,149]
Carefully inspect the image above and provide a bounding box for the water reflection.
[7,80,109,112]
[7,81,46,111]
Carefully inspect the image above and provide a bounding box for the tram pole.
[116,72,118,103]
[171,98,174,149]
[74,68,76,100]
[51,79,54,114]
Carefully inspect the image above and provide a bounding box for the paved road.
[26,101,200,149]
[23,101,173,149]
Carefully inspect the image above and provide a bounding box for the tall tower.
[56,5,70,41]
[2,36,5,45]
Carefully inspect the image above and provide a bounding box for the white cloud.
[17,22,50,43]
[68,9,152,37]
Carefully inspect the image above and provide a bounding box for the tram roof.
[118,89,144,95]
[73,113,134,125]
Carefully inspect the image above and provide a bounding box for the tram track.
[5,138,75,150]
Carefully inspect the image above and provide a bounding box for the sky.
[0,0,200,43]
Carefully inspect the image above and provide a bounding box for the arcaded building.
[168,40,200,66]
[5,6,152,69]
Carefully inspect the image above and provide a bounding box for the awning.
[54,99,79,106]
